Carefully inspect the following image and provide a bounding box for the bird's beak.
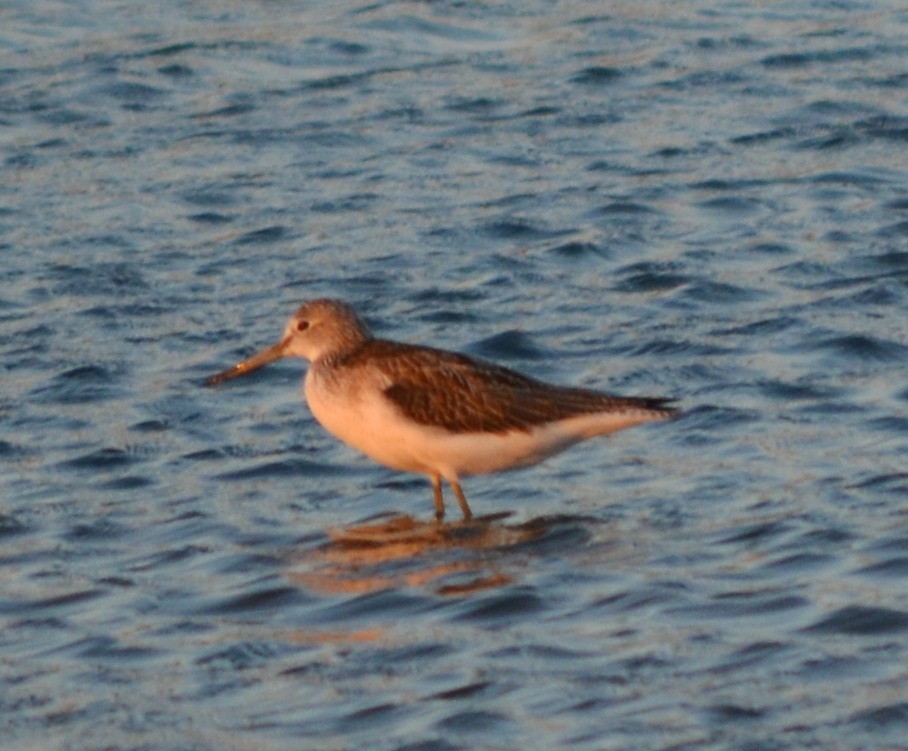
[204,338,289,386]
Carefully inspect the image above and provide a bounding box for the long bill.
[204,339,288,386]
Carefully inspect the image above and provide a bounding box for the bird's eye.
[296,320,309,332]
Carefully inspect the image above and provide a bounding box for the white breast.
[304,368,437,475]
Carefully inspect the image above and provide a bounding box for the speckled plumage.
[334,339,675,435]
[206,299,678,520]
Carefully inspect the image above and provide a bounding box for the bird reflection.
[288,511,567,597]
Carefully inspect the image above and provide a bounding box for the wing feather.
[339,340,676,434]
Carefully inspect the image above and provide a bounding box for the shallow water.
[3,1,908,749]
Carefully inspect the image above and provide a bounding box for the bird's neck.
[316,334,372,368]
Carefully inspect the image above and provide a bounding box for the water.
[2,1,908,749]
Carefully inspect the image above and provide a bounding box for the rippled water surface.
[3,1,908,749]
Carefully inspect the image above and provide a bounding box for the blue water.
[3,1,908,749]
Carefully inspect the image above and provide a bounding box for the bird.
[205,299,677,521]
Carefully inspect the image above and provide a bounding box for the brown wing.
[342,340,676,434]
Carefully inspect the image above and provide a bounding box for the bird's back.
[333,339,677,436]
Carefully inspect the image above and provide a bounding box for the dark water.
[3,1,908,749]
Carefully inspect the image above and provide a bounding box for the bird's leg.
[449,479,473,521]
[431,474,445,521]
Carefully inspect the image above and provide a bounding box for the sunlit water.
[2,1,908,749]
